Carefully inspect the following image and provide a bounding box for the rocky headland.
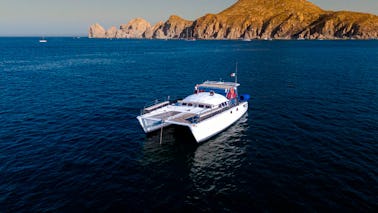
[88,0,378,40]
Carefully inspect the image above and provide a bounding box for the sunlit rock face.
[89,0,378,40]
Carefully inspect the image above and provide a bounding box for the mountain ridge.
[89,0,378,40]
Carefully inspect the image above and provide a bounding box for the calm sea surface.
[0,38,377,212]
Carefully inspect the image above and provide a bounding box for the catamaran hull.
[136,116,170,133]
[189,102,248,142]
[137,102,248,143]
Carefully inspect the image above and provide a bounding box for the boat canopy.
[183,92,228,106]
[198,81,240,89]
[196,81,239,99]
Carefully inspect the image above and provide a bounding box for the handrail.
[140,96,181,115]
[189,102,240,124]
[143,101,170,113]
[140,96,244,123]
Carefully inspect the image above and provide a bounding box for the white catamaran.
[137,73,250,143]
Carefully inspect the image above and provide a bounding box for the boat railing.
[140,96,181,115]
[189,103,238,124]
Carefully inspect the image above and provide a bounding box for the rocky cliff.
[88,0,378,40]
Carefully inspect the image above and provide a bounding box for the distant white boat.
[137,70,250,143]
[39,38,47,43]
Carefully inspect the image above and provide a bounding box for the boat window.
[182,103,187,106]
[206,105,211,109]
[188,103,193,106]
[199,104,204,108]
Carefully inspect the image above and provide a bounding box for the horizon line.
[0,34,87,37]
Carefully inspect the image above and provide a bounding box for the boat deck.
[148,110,197,124]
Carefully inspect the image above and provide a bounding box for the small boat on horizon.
[137,72,250,143]
[39,37,47,43]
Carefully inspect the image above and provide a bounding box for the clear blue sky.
[1,0,377,36]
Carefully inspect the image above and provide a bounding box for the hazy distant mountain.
[89,0,378,40]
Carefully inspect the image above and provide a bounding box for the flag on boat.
[230,72,236,77]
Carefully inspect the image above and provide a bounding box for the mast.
[235,62,238,83]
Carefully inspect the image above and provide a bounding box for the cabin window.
[199,104,204,108]
[206,105,211,109]
[188,103,193,106]
[182,103,187,106]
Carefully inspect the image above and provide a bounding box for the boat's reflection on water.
[140,114,249,197]
[188,115,249,196]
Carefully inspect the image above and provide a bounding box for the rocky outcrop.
[105,26,117,38]
[119,18,151,38]
[88,16,193,39]
[297,12,378,39]
[88,23,106,38]
[89,18,152,39]
[157,15,193,39]
[149,21,165,38]
[88,0,378,40]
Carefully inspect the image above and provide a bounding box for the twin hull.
[137,102,248,143]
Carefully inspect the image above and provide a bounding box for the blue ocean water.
[0,37,377,212]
